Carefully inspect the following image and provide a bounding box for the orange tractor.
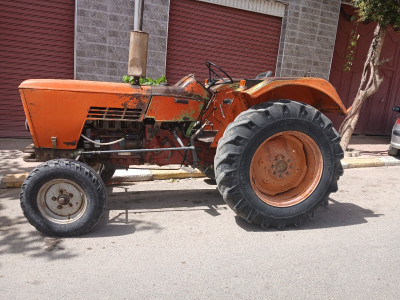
[19,62,345,236]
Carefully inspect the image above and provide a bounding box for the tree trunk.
[339,24,387,151]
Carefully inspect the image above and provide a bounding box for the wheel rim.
[37,179,88,224]
[249,131,323,207]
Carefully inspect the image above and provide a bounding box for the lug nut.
[52,196,57,201]
[57,205,62,209]
[69,193,73,198]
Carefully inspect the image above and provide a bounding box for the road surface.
[1,166,399,299]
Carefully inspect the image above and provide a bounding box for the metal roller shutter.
[166,0,282,84]
[0,0,75,138]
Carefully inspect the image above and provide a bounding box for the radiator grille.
[87,107,142,121]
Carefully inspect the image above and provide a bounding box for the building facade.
[1,0,399,137]
[75,0,341,82]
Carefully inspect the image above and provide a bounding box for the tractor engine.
[80,119,197,168]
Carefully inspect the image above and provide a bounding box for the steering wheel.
[206,61,233,88]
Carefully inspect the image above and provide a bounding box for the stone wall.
[75,0,169,82]
[276,0,341,79]
[75,0,135,82]
[142,0,170,78]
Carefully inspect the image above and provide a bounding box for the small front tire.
[20,159,106,236]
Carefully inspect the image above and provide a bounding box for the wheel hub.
[250,131,323,207]
[37,179,87,222]
[271,155,294,178]
[57,194,70,205]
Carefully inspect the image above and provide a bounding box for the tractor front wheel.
[20,159,106,236]
[214,100,344,229]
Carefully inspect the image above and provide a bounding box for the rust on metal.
[249,131,323,207]
[152,75,210,101]
[145,96,204,121]
[210,91,249,148]
[19,71,346,173]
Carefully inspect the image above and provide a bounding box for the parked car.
[389,106,400,156]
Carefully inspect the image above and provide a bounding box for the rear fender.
[242,77,346,114]
[210,77,346,148]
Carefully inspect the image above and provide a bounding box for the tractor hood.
[19,79,152,149]
[19,79,152,100]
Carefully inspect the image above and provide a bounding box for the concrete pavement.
[1,135,399,188]
[1,166,400,298]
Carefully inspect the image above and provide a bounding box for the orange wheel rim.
[249,131,323,207]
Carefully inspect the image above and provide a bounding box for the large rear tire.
[215,100,344,229]
[20,159,106,236]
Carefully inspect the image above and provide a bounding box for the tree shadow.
[0,212,78,260]
[0,188,79,259]
[235,198,382,232]
[0,138,40,176]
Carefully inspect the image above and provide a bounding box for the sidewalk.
[1,135,399,188]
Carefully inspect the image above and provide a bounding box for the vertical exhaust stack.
[128,31,149,84]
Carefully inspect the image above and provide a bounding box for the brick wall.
[276,0,341,79]
[75,0,169,82]
[75,0,135,82]
[142,0,170,78]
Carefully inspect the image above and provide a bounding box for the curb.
[340,156,400,169]
[0,173,29,188]
[1,157,399,189]
[0,168,206,189]
[112,168,204,182]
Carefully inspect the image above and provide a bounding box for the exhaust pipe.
[128,31,149,84]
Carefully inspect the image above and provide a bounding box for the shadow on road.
[0,190,78,260]
[235,198,382,232]
[1,182,383,244]
[86,187,226,238]
[0,139,40,177]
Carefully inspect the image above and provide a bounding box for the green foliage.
[122,75,167,85]
[344,26,360,71]
[353,0,400,30]
[344,0,400,71]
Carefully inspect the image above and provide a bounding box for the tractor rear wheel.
[214,100,343,229]
[20,159,106,236]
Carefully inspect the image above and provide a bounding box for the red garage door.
[329,5,400,135]
[166,0,282,84]
[0,0,75,138]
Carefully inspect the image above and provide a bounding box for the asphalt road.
[1,166,399,299]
